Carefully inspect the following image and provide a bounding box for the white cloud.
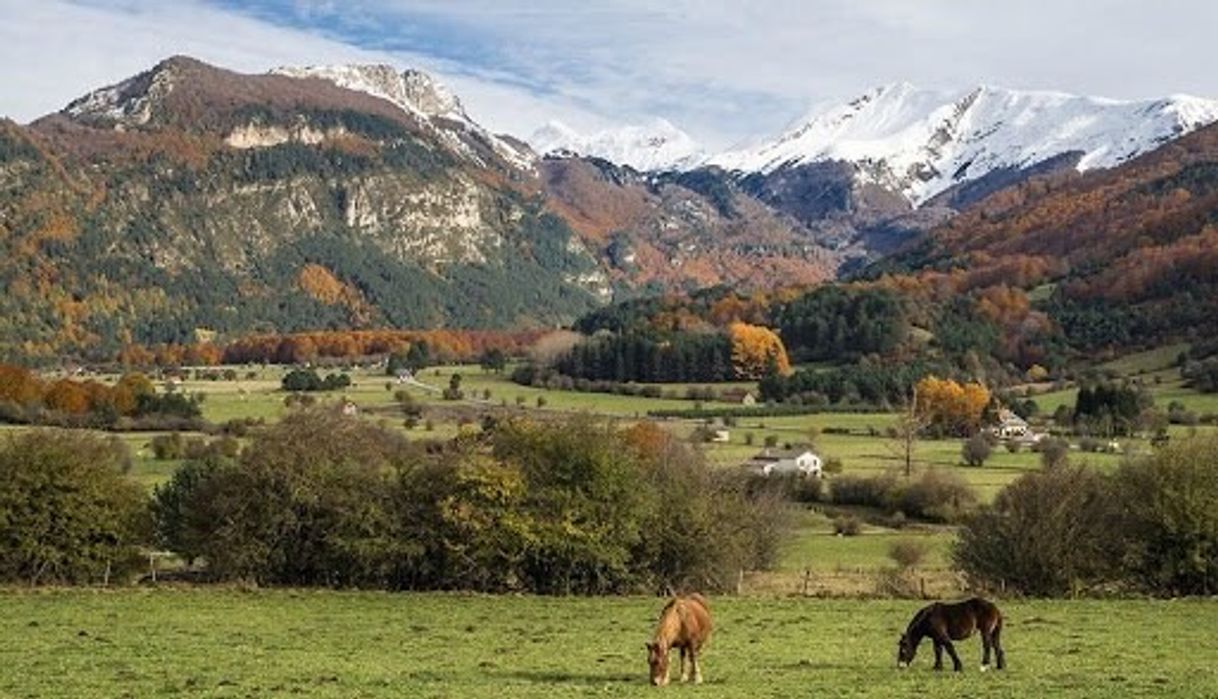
[2,0,1217,149]
[0,0,609,136]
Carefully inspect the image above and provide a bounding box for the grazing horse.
[646,593,712,686]
[897,597,1005,672]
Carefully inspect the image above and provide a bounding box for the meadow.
[1,589,1214,698]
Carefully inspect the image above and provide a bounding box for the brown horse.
[646,593,712,686]
[897,597,1005,672]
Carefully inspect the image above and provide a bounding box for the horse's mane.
[906,603,938,635]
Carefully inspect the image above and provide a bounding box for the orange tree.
[728,322,791,380]
[914,375,990,437]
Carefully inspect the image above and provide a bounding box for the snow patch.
[709,83,1218,205]
[530,118,705,172]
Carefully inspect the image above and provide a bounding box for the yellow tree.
[728,322,791,380]
[915,376,990,437]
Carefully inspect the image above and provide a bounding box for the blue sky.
[2,0,1218,148]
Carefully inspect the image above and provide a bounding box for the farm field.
[1,589,1214,698]
[29,360,1218,505]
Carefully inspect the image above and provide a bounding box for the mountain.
[530,118,704,172]
[694,83,1218,262]
[0,57,835,361]
[710,82,1218,205]
[269,64,534,170]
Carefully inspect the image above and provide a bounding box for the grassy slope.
[0,590,1213,698]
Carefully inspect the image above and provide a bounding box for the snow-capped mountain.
[709,83,1218,205]
[530,118,704,172]
[272,64,534,169]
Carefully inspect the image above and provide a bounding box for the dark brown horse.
[646,594,712,686]
[897,597,1005,672]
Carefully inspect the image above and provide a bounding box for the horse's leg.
[679,647,689,683]
[690,645,704,685]
[980,629,993,672]
[942,639,963,672]
[993,625,1006,670]
[932,639,944,671]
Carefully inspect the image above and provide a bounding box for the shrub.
[895,469,976,523]
[0,431,149,584]
[154,411,411,585]
[1037,437,1070,468]
[830,472,899,510]
[833,515,862,536]
[1113,437,1218,595]
[953,464,1119,596]
[831,470,975,523]
[962,433,992,466]
[822,457,844,475]
[888,539,930,569]
[756,472,824,504]
[153,414,792,594]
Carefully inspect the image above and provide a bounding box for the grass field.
[1,589,1214,698]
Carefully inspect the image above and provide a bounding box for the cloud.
[3,0,1218,148]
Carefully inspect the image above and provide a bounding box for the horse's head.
[645,641,670,686]
[897,633,916,668]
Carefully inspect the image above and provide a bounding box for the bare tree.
[889,394,928,478]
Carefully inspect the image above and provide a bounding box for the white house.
[990,409,1030,439]
[711,429,731,443]
[743,448,822,477]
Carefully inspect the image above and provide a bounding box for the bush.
[831,470,976,523]
[1113,437,1218,595]
[756,472,824,504]
[831,472,899,509]
[895,469,976,523]
[953,464,1119,596]
[154,411,411,584]
[0,431,149,584]
[153,414,792,593]
[962,433,992,466]
[833,515,862,536]
[822,457,844,475]
[1037,437,1070,468]
[281,369,350,392]
[888,539,929,569]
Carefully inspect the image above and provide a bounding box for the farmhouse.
[720,388,758,405]
[743,448,822,477]
[711,429,731,443]
[990,409,1029,439]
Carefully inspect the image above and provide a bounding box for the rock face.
[271,64,534,170]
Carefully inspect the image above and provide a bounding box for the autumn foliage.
[728,322,791,379]
[915,376,991,437]
[220,329,545,365]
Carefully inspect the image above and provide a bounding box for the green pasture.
[779,510,955,573]
[1,590,1213,698]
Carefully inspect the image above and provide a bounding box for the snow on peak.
[271,63,533,169]
[530,118,704,172]
[709,84,1218,204]
[63,56,190,126]
[272,64,467,122]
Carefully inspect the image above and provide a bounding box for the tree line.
[0,414,787,593]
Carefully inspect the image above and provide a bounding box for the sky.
[2,0,1217,149]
